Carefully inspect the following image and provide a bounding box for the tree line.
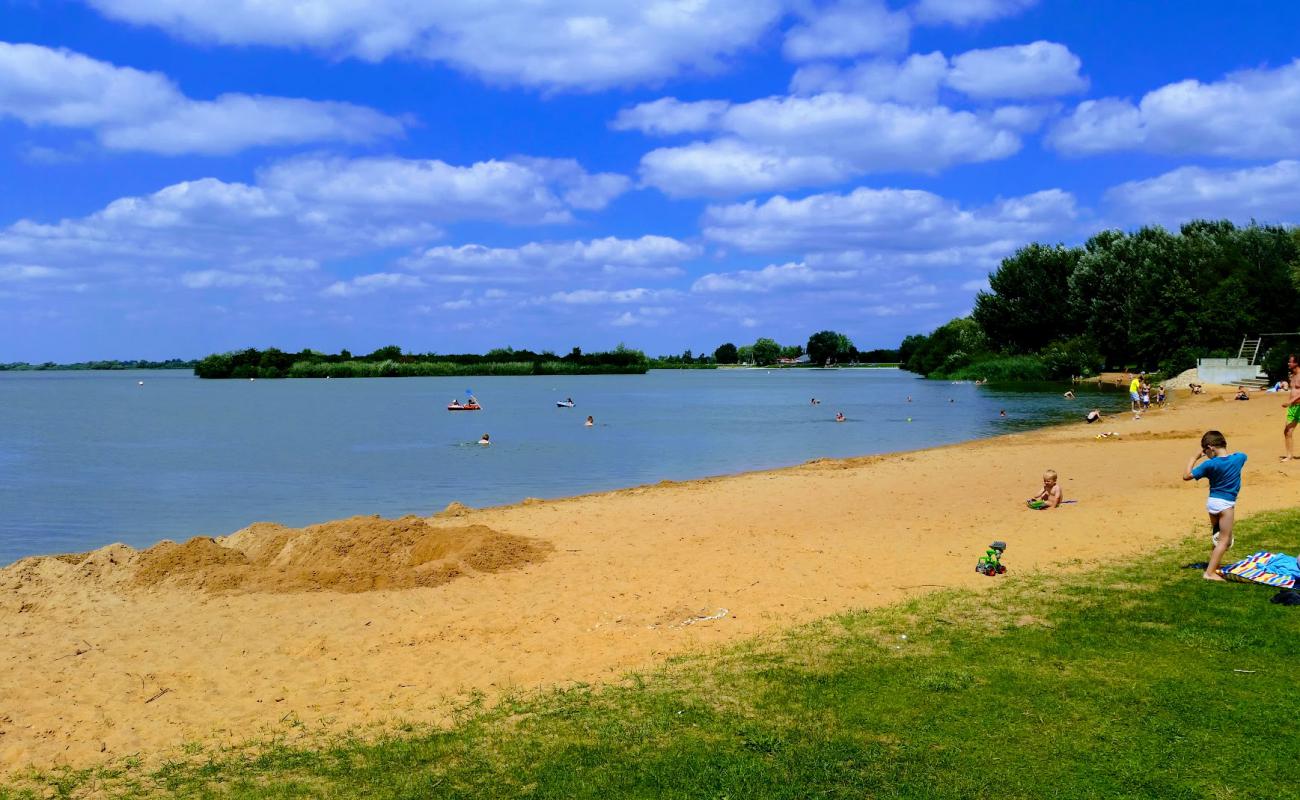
[0,359,197,371]
[901,220,1300,381]
[710,331,898,367]
[194,345,650,379]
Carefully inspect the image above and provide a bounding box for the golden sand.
[1,386,1296,772]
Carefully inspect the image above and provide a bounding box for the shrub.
[1041,336,1104,379]
[942,355,1050,382]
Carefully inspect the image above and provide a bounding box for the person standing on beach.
[1129,374,1142,414]
[1184,430,1246,581]
[1283,355,1300,462]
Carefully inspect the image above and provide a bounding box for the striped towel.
[1220,552,1299,589]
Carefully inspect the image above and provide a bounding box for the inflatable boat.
[447,403,482,411]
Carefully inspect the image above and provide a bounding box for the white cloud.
[1050,59,1300,158]
[508,157,633,210]
[946,41,1086,100]
[609,307,672,327]
[258,155,625,226]
[632,93,1024,196]
[322,273,425,297]
[790,52,948,103]
[0,264,64,281]
[180,270,287,289]
[401,235,698,280]
[83,0,788,92]
[912,0,1038,26]
[0,155,625,295]
[1105,160,1300,227]
[611,97,730,135]
[0,42,402,155]
[702,186,1078,253]
[783,0,910,61]
[692,261,858,293]
[790,42,1084,103]
[547,287,669,304]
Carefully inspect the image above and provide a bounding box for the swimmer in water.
[999,409,1007,418]
[835,412,845,422]
[585,415,594,427]
[478,433,490,445]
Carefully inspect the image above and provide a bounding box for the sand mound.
[131,515,551,594]
[1162,368,1198,389]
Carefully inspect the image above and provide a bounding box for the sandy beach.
[2,387,1296,774]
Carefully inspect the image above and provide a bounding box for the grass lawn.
[6,509,1299,799]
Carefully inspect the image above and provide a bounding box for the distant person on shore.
[478,433,491,446]
[1085,408,1101,423]
[835,412,845,422]
[1129,374,1142,413]
[1283,355,1300,461]
[1235,387,1250,401]
[585,415,594,427]
[1157,385,1167,405]
[1140,380,1152,410]
[1189,383,1204,395]
[1184,430,1247,581]
[1027,469,1064,509]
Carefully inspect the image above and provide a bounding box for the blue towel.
[1261,554,1300,579]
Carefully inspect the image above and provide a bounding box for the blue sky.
[3,0,1299,361]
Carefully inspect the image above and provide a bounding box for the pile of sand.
[1162,367,1200,389]
[129,515,552,594]
[3,515,551,597]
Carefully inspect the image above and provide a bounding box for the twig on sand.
[145,687,171,704]
[675,609,729,628]
[53,642,95,662]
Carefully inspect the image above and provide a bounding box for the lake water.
[0,368,1126,563]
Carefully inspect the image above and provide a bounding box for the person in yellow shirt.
[1129,374,1141,413]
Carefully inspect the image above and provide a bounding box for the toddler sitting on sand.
[1183,430,1247,581]
[1027,469,1064,509]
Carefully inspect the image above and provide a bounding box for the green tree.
[806,330,853,365]
[714,342,739,364]
[973,243,1081,354]
[902,318,988,377]
[752,338,781,366]
[367,345,403,361]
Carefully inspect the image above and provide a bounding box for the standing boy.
[1183,430,1247,581]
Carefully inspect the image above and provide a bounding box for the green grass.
[6,510,1300,799]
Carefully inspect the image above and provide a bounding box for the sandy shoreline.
[2,386,1297,774]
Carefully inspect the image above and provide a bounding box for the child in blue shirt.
[1183,430,1247,581]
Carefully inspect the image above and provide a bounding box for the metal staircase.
[1237,337,1262,364]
